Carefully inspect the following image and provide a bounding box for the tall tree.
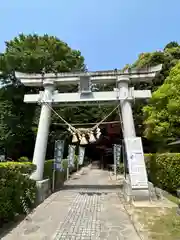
[0,34,85,159]
[143,62,180,147]
[129,42,180,150]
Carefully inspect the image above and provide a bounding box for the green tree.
[143,62,180,147]
[0,34,85,160]
[129,42,180,149]
[164,41,179,50]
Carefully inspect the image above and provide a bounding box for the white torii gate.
[15,65,162,196]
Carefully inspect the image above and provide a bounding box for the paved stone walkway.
[2,167,141,240]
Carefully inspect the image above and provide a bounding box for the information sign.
[124,137,148,189]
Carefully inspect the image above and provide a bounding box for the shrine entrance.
[16,64,162,201]
[85,122,122,169]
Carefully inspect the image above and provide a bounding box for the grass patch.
[134,205,180,240]
[165,192,179,205]
[150,208,180,240]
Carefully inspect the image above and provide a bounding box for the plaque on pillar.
[124,137,148,189]
[79,76,91,94]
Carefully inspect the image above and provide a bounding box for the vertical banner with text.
[54,140,65,172]
[113,144,121,167]
[78,146,85,166]
[68,145,76,168]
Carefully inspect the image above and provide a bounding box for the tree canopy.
[0,34,85,75]
[143,62,180,144]
[129,42,180,151]
[0,34,86,159]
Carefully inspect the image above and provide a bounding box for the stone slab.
[36,178,51,204]
[123,177,159,202]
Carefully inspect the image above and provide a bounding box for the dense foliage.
[0,158,81,226]
[0,162,36,225]
[145,153,180,193]
[44,159,67,189]
[143,63,180,145]
[129,41,180,150]
[0,34,86,159]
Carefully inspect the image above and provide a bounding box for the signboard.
[68,145,76,167]
[124,137,148,189]
[78,146,85,165]
[113,144,121,166]
[54,140,64,171]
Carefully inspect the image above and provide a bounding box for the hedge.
[120,153,180,193]
[0,157,81,226]
[44,160,66,189]
[145,153,180,193]
[0,162,36,226]
[44,158,79,189]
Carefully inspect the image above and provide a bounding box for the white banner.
[68,145,76,167]
[78,146,85,165]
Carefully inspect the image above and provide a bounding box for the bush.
[0,162,36,225]
[118,163,124,174]
[44,159,54,181]
[18,156,29,162]
[145,153,180,193]
[120,153,180,193]
[44,159,69,189]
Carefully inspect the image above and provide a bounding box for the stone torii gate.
[15,65,162,199]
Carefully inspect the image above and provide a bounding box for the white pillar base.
[36,179,51,204]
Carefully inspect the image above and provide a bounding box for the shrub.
[145,153,180,193]
[18,156,29,162]
[120,153,180,193]
[118,163,124,174]
[0,162,36,225]
[44,159,69,189]
[44,159,54,181]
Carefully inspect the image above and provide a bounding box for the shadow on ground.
[62,184,123,190]
[0,215,27,239]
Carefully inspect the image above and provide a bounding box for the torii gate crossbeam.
[23,89,151,106]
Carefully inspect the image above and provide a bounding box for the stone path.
[2,167,141,240]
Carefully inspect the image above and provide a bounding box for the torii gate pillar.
[117,76,136,138]
[31,80,54,181]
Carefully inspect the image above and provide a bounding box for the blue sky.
[0,0,180,70]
